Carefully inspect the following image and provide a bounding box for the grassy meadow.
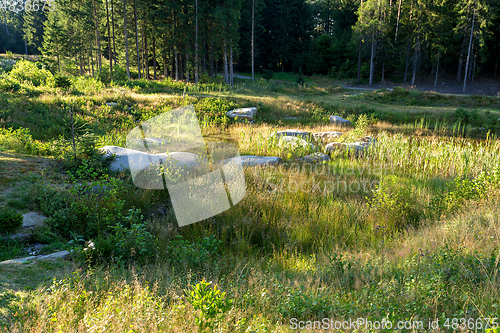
[0,59,500,332]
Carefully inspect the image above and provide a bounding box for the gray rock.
[223,155,282,166]
[0,250,70,265]
[4,232,32,243]
[106,102,119,107]
[270,129,311,140]
[283,116,299,120]
[278,136,316,150]
[330,115,351,126]
[312,131,343,141]
[325,142,367,154]
[22,212,47,230]
[299,153,330,163]
[99,146,202,173]
[227,107,257,121]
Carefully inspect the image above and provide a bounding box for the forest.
[2,0,500,85]
[1,1,500,332]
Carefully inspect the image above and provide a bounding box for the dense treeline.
[1,0,500,86]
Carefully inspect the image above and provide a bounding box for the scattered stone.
[100,146,162,172]
[106,102,119,107]
[4,232,32,243]
[0,250,70,265]
[1,212,48,243]
[21,212,47,230]
[278,136,316,150]
[100,146,202,173]
[299,152,330,163]
[227,107,257,121]
[312,131,343,141]
[325,142,367,154]
[223,155,282,166]
[270,129,311,140]
[329,115,351,126]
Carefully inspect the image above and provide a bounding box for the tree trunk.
[144,25,149,80]
[134,0,140,79]
[434,51,439,87]
[111,0,116,66]
[90,46,94,77]
[463,8,475,93]
[93,0,102,70]
[209,38,214,77]
[175,46,179,80]
[195,0,198,84]
[369,33,375,86]
[230,39,234,86]
[495,49,499,78]
[152,34,157,80]
[404,35,411,82]
[79,50,83,75]
[224,39,228,84]
[124,0,130,79]
[106,0,112,73]
[186,46,190,83]
[411,28,420,86]
[251,0,255,82]
[163,53,168,77]
[395,0,402,42]
[471,51,476,82]
[357,40,362,84]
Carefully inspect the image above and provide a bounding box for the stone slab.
[227,107,257,121]
[329,115,351,126]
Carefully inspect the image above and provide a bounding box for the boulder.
[312,131,343,141]
[270,129,311,140]
[278,136,316,150]
[21,212,47,230]
[227,107,257,121]
[1,212,48,243]
[299,152,330,163]
[99,146,202,173]
[222,155,282,166]
[325,142,367,154]
[0,250,70,265]
[329,115,351,126]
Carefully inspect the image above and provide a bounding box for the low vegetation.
[0,61,499,332]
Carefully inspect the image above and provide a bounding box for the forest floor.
[341,72,500,96]
[1,70,500,332]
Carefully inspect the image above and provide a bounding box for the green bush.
[54,75,72,90]
[0,75,21,92]
[0,208,23,233]
[97,64,128,85]
[368,175,422,232]
[8,60,55,87]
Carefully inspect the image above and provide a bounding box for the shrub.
[367,175,422,232]
[0,75,21,92]
[185,279,233,332]
[54,75,72,90]
[8,60,55,87]
[0,208,23,233]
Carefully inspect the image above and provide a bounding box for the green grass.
[0,72,500,332]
